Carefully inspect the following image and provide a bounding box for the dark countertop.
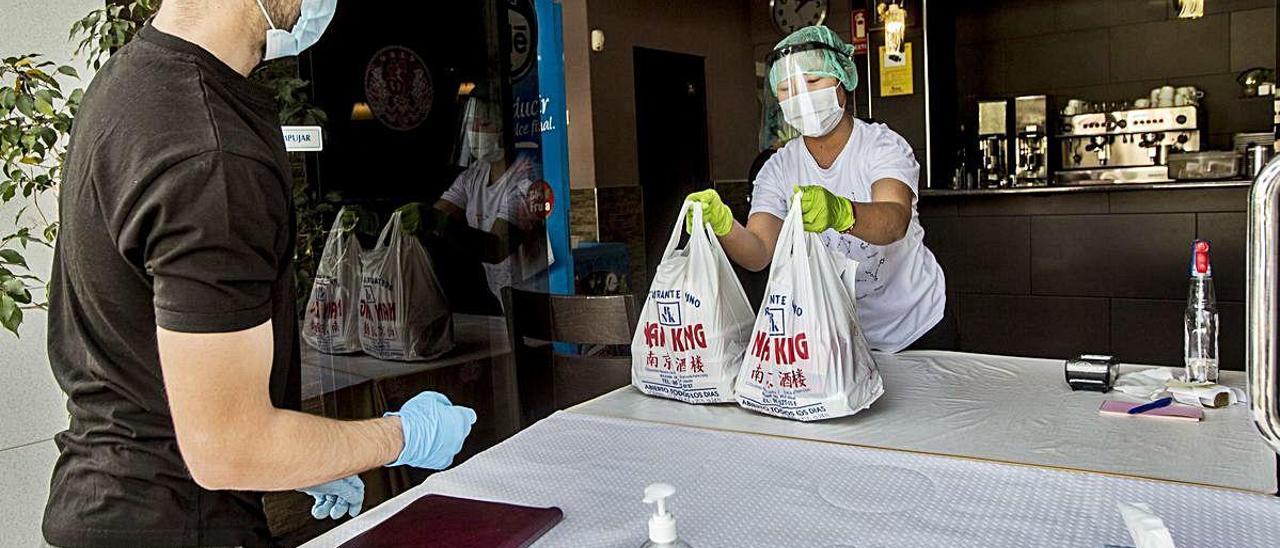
[921,179,1253,197]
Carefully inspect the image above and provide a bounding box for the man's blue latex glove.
[385,391,477,470]
[299,475,364,520]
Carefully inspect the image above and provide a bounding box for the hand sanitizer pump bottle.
[640,483,692,548]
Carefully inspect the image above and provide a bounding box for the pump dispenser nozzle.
[643,483,679,545]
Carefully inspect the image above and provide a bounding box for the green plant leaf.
[3,277,30,304]
[0,249,26,267]
[0,87,15,111]
[34,96,54,116]
[57,66,79,79]
[2,301,23,336]
[0,293,17,334]
[15,95,35,118]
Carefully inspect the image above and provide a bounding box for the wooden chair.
[502,287,638,427]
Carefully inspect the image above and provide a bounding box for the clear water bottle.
[1184,239,1219,383]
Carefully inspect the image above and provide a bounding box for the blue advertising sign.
[507,0,573,295]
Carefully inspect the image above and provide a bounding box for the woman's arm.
[844,178,913,245]
[718,213,784,273]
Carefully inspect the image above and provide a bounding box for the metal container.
[1065,354,1119,392]
[1247,143,1274,178]
[1168,150,1241,180]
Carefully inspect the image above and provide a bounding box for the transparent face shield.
[764,42,853,141]
[456,96,505,167]
[759,88,800,151]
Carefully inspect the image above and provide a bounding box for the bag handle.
[374,210,404,251]
[661,199,703,261]
[703,218,752,305]
[329,206,359,235]
[768,192,806,266]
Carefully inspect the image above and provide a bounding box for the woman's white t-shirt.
[440,160,547,299]
[750,118,946,353]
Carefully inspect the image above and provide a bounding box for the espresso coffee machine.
[1056,106,1201,184]
[977,99,1012,188]
[1014,95,1051,186]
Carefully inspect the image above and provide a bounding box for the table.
[300,314,513,396]
[299,314,518,436]
[305,412,1280,547]
[303,350,1280,547]
[274,314,517,540]
[572,350,1277,494]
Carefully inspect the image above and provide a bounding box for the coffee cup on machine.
[1175,86,1202,106]
[1134,98,1151,108]
[1158,86,1176,107]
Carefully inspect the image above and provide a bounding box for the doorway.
[633,47,710,291]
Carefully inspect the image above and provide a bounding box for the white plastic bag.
[302,208,362,354]
[631,201,755,403]
[735,194,884,421]
[358,211,455,361]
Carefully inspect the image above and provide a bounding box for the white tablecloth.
[570,350,1277,494]
[305,412,1280,548]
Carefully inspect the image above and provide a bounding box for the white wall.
[0,1,101,545]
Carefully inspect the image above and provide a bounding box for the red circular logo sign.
[527,179,554,219]
[365,46,434,132]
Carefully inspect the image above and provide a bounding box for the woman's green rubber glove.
[684,189,734,236]
[796,185,855,233]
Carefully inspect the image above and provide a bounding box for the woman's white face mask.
[780,85,844,138]
[468,131,502,163]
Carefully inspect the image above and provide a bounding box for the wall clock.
[771,0,829,35]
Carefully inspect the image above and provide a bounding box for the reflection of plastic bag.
[631,201,755,404]
[359,211,455,361]
[303,208,362,354]
[735,194,883,421]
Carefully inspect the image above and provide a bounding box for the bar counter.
[917,180,1251,370]
[922,179,1253,197]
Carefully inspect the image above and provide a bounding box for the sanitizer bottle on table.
[641,483,692,548]
[1184,239,1219,383]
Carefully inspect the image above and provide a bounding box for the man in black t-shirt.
[44,2,477,546]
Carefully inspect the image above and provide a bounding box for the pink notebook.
[1099,400,1203,422]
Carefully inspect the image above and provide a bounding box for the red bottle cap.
[1192,239,1211,276]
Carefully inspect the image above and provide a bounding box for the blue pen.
[1128,396,1174,415]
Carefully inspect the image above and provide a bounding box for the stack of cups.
[1151,85,1201,108]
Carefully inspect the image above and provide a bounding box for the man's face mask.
[255,0,338,61]
[779,84,844,138]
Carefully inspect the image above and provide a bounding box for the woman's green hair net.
[766,25,858,97]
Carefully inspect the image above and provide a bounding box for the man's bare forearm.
[185,408,404,491]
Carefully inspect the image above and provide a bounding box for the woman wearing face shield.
[686,26,952,353]
[431,96,548,303]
